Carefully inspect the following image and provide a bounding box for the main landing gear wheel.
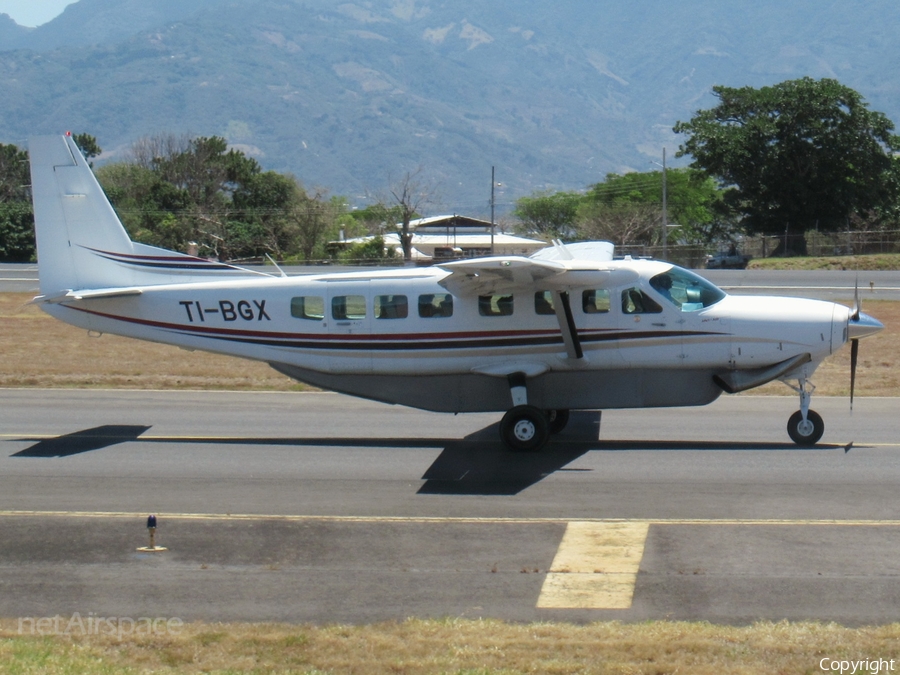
[499,405,550,452]
[547,409,570,435]
[787,409,824,446]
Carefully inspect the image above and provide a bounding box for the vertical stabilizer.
[30,134,267,295]
[29,134,136,294]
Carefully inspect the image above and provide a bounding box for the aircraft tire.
[500,405,550,452]
[787,409,824,446]
[546,409,570,435]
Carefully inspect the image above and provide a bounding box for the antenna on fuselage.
[265,253,288,278]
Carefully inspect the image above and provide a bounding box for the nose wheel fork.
[785,375,824,446]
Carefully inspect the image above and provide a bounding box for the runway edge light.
[136,513,167,552]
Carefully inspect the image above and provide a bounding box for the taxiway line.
[5,510,900,527]
[3,433,899,450]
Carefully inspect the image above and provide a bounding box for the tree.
[0,142,34,262]
[513,191,581,238]
[674,77,900,254]
[386,167,438,262]
[0,142,30,203]
[575,200,659,246]
[339,235,397,262]
[288,185,339,263]
[72,133,101,165]
[98,133,284,260]
[581,169,728,245]
[0,201,35,262]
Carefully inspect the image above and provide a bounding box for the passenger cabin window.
[375,294,408,319]
[534,291,555,315]
[332,295,366,320]
[582,289,610,314]
[621,288,662,314]
[479,294,514,317]
[291,296,324,320]
[418,293,453,318]
[649,268,727,312]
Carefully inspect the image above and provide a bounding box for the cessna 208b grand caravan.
[29,134,883,451]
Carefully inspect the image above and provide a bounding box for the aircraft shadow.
[417,411,602,496]
[8,418,849,497]
[12,425,152,458]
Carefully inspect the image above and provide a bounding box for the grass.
[748,253,900,271]
[1,292,897,396]
[0,293,304,391]
[2,617,900,674]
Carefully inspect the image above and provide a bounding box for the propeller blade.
[851,277,860,322]
[850,338,859,411]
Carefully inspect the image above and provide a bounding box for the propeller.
[846,277,885,410]
[850,335,859,410]
[850,279,859,410]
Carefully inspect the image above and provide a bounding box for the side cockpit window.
[649,268,727,312]
[582,289,610,314]
[621,288,662,314]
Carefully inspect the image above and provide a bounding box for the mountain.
[2,0,900,214]
[0,12,30,46]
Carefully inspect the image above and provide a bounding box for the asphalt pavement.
[2,390,900,625]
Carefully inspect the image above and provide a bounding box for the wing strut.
[552,291,583,359]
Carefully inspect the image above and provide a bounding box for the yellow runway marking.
[537,521,650,609]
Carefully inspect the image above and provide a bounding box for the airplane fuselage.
[42,260,849,413]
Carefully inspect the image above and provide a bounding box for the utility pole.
[490,166,496,255]
[662,148,668,261]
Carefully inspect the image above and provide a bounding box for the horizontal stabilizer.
[32,288,144,305]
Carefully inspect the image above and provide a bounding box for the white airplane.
[28,134,884,451]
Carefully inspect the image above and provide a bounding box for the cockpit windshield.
[649,267,726,312]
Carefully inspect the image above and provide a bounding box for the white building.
[334,215,548,261]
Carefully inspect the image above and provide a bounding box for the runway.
[2,389,900,624]
[5,262,900,299]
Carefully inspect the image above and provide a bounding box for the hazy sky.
[0,0,74,27]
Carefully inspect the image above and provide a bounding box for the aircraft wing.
[436,256,638,296]
[436,257,569,296]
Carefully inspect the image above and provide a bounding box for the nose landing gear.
[785,374,824,446]
[787,409,825,446]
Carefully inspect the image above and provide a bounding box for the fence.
[741,230,900,258]
[619,230,900,269]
